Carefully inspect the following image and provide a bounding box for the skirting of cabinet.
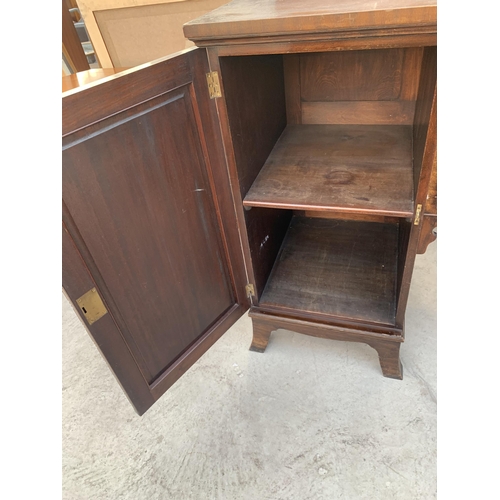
[248,310,404,380]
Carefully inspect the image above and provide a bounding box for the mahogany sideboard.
[62,0,437,415]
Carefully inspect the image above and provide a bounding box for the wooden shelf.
[258,216,399,326]
[243,124,414,217]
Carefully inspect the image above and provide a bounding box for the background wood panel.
[75,0,227,68]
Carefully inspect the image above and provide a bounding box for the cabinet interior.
[219,46,436,329]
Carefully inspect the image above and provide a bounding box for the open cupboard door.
[62,48,249,415]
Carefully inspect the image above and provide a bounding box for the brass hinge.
[245,284,255,298]
[76,287,108,325]
[414,204,423,225]
[206,71,221,99]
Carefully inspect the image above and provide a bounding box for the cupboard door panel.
[62,48,247,415]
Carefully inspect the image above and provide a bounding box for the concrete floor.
[62,241,436,500]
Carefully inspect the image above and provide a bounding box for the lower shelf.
[258,216,399,326]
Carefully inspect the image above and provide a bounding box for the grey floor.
[62,241,436,500]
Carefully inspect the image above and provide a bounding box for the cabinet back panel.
[300,49,405,101]
[302,101,416,125]
[285,47,423,125]
[220,54,289,297]
[63,87,234,384]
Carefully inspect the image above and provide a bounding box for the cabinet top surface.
[184,0,437,42]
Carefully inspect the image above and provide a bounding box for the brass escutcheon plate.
[76,288,108,325]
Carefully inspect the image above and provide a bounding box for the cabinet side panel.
[395,45,436,324]
[219,55,287,196]
[245,208,293,297]
[219,54,289,297]
[396,219,412,308]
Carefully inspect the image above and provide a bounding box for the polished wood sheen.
[259,217,399,325]
[184,0,437,44]
[243,124,414,217]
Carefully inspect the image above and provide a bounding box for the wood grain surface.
[300,49,404,102]
[219,54,289,298]
[302,101,416,125]
[243,124,414,217]
[259,217,399,325]
[184,0,437,42]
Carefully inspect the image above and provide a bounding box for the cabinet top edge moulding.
[183,0,437,47]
